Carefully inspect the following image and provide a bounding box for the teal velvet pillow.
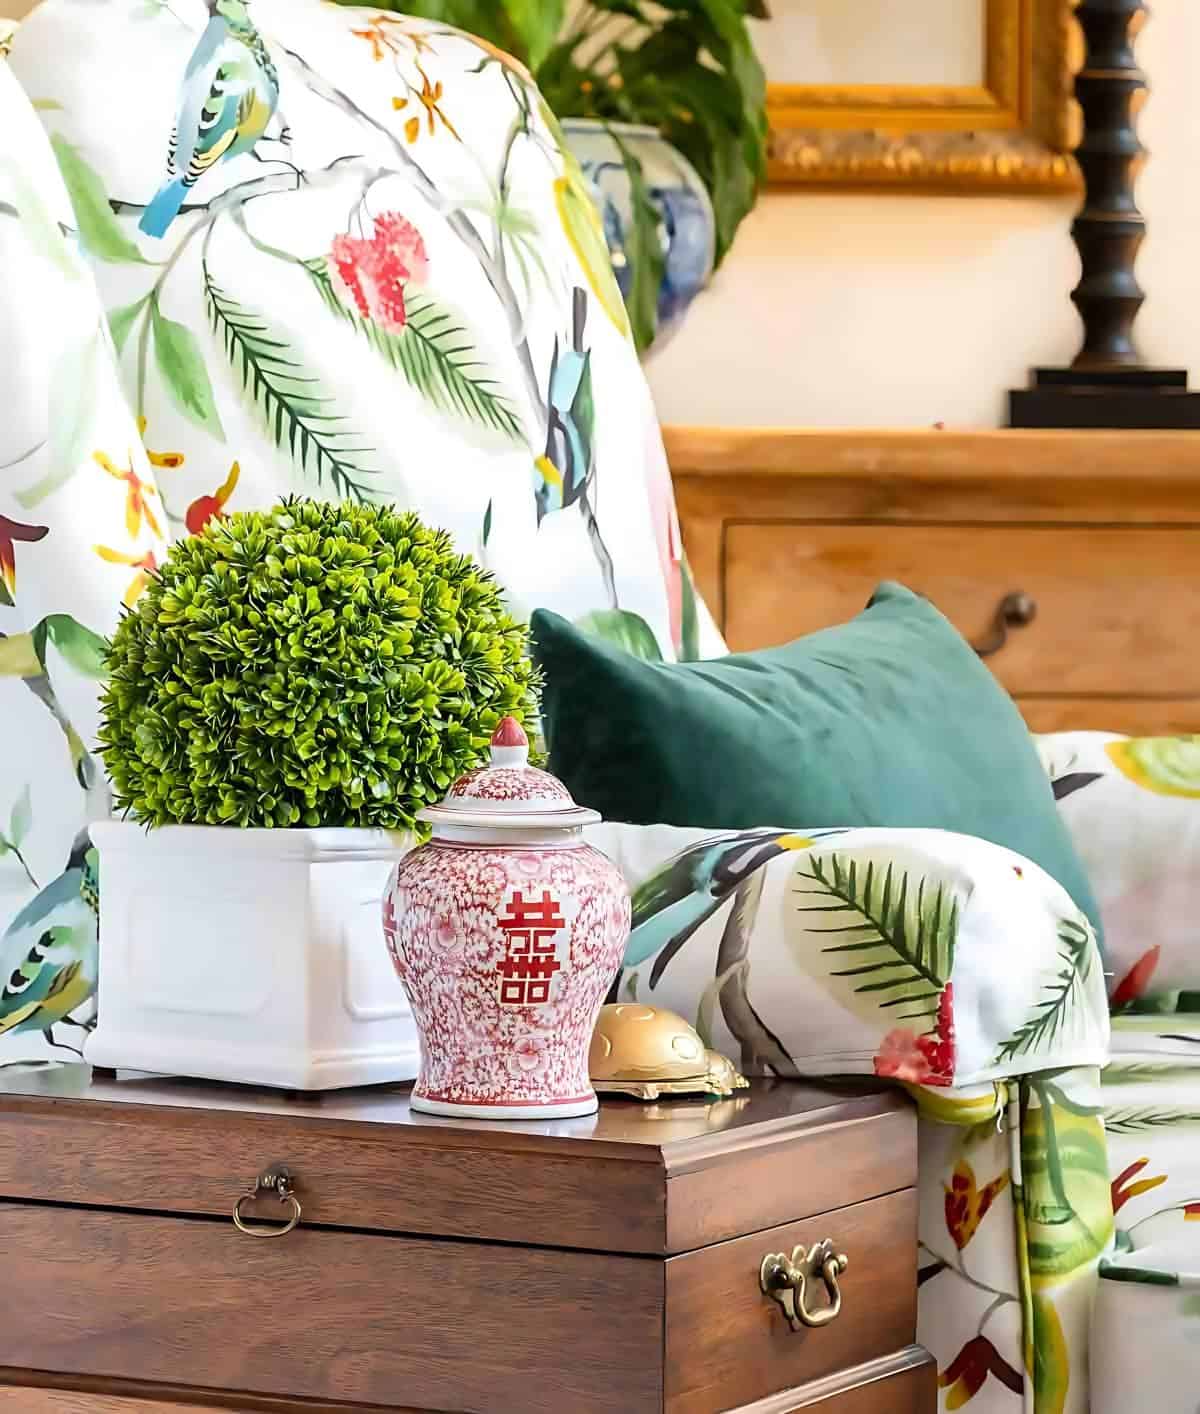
[531,583,1101,935]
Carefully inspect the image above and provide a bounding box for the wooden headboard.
[666,427,1200,736]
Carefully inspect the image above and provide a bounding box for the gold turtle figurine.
[589,1003,750,1100]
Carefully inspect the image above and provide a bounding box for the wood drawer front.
[723,522,1200,706]
[0,1394,232,1413]
[0,1203,661,1413]
[0,1081,910,1257]
[665,1189,917,1413]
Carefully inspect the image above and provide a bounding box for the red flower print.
[509,1035,546,1075]
[944,1159,1009,1250]
[1110,945,1161,1008]
[873,983,956,1088]
[328,211,429,335]
[186,461,241,536]
[0,515,49,605]
[1111,1157,1168,1215]
[1186,1204,1200,1221]
[939,1336,1022,1409]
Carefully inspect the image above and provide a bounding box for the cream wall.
[645,0,1200,428]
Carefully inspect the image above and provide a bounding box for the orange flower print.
[186,461,241,536]
[94,448,162,539]
[1186,1204,1200,1221]
[944,1160,1009,1250]
[394,65,459,142]
[136,417,184,471]
[352,13,433,63]
[939,1336,1022,1410]
[95,545,158,607]
[1111,1157,1168,1215]
[0,515,49,607]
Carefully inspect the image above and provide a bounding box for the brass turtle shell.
[589,1003,749,1100]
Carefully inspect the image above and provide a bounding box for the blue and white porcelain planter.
[561,119,715,351]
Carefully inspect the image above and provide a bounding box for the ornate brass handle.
[232,1164,302,1238]
[760,1239,849,1330]
[972,591,1037,658]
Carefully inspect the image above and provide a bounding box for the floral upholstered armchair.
[2,5,1198,1412]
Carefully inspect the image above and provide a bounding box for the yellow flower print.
[136,417,185,471]
[94,546,159,607]
[94,447,163,540]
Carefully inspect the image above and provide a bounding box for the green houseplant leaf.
[97,498,541,833]
[50,135,150,265]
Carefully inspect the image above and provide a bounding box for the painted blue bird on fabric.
[140,0,283,240]
[532,287,619,608]
[622,829,827,976]
[0,832,99,1053]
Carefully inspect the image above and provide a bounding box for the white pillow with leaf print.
[1039,731,1200,1004]
[8,0,719,664]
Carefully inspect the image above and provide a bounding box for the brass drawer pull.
[973,591,1037,658]
[760,1239,848,1330]
[233,1164,302,1238]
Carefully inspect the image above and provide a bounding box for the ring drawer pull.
[233,1164,302,1238]
[760,1239,849,1330]
[972,591,1037,658]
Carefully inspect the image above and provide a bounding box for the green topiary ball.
[98,498,540,831]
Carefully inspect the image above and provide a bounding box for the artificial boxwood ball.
[98,498,539,831]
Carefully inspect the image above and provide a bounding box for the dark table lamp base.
[1010,367,1200,429]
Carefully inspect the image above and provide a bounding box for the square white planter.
[85,823,418,1090]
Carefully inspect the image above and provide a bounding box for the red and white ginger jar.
[382,717,631,1119]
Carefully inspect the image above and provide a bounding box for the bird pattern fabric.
[6,7,1192,1410]
[140,0,283,239]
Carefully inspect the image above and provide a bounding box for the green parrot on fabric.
[0,832,99,1052]
[532,287,619,607]
[140,0,283,239]
[621,828,838,979]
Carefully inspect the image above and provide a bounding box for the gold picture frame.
[766,0,1081,193]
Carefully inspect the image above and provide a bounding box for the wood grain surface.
[0,1069,909,1256]
[0,1203,662,1413]
[664,1191,918,1412]
[722,522,1200,694]
[667,425,1200,736]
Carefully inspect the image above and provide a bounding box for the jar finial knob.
[490,716,529,768]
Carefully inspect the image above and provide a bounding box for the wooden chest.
[669,426,1200,736]
[0,1067,930,1413]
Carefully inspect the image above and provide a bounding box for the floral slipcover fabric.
[4,5,1198,1409]
[0,0,716,1066]
[1040,733,1200,1413]
[589,821,1112,1414]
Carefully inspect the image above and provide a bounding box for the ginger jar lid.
[418,717,600,834]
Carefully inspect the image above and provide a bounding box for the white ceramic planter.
[85,823,418,1090]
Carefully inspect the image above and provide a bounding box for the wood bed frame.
[666,427,1200,736]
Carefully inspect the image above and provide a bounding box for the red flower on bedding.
[328,211,429,334]
[873,983,956,1088]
